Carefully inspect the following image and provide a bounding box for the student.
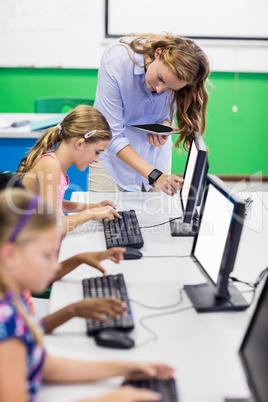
[91,33,210,196]
[16,105,121,234]
[0,188,174,402]
[0,173,127,334]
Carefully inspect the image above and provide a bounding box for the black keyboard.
[102,209,144,249]
[122,378,179,402]
[82,274,134,335]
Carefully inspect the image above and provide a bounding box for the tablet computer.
[129,123,180,135]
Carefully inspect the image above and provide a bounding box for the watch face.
[149,169,162,185]
[151,171,159,180]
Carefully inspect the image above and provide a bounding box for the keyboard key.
[122,378,179,402]
[102,209,144,249]
[82,274,134,335]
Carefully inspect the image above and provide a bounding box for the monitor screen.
[181,138,198,212]
[181,132,208,223]
[239,276,268,402]
[184,174,248,312]
[170,132,208,237]
[193,181,234,284]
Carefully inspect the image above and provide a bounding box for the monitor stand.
[184,283,249,312]
[169,220,198,237]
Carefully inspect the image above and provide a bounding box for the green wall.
[1,68,268,176]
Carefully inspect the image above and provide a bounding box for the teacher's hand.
[155,174,183,196]
[147,133,169,147]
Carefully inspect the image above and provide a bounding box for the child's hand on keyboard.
[96,200,117,209]
[79,248,125,275]
[86,206,122,221]
[73,297,127,322]
[86,199,117,210]
[123,362,175,381]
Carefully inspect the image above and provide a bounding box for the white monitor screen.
[181,140,198,211]
[194,183,234,284]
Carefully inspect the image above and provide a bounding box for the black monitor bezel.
[180,131,209,224]
[238,276,268,402]
[191,174,246,299]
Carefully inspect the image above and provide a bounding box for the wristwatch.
[148,169,163,187]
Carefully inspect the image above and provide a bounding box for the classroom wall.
[0,67,268,177]
[1,0,268,72]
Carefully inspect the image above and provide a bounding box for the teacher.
[90,33,210,196]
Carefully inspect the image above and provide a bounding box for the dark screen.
[240,277,268,402]
[132,124,173,133]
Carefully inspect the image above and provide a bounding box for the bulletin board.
[105,0,268,40]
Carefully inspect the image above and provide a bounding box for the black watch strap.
[148,169,163,187]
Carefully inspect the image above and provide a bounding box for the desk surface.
[0,113,62,138]
[38,191,268,402]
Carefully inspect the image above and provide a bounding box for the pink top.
[40,153,69,216]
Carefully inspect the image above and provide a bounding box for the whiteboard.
[0,0,267,71]
[106,0,268,40]
[0,0,105,68]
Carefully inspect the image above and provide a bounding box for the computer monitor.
[225,275,268,402]
[170,131,209,237]
[184,174,249,312]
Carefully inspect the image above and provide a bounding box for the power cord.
[140,216,182,229]
[227,267,268,308]
[130,290,184,310]
[229,267,268,289]
[130,288,194,348]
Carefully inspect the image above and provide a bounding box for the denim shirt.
[94,38,173,191]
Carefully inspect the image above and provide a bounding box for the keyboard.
[82,274,134,335]
[102,209,144,249]
[122,378,179,402]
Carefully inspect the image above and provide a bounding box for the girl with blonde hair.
[91,33,210,195]
[16,105,121,234]
[0,188,174,402]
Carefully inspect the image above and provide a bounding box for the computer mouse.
[94,329,135,349]
[123,247,143,260]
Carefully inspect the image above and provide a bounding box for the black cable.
[229,277,255,288]
[140,216,182,229]
[227,267,268,309]
[229,267,268,290]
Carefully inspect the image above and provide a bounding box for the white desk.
[0,113,60,138]
[38,191,268,402]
